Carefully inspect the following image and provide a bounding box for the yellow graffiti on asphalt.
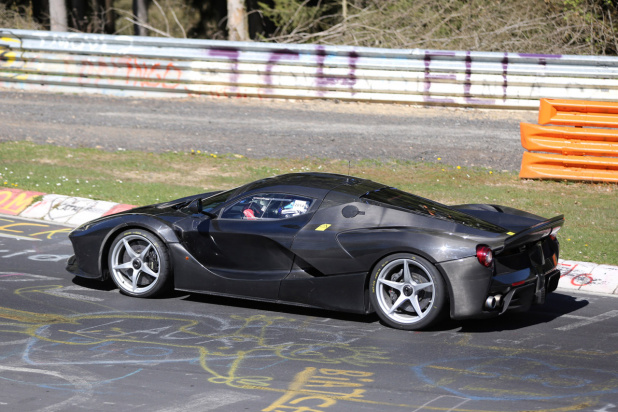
[447,333,618,358]
[1,281,615,412]
[0,299,606,412]
[0,218,71,240]
[0,301,388,391]
[263,367,373,412]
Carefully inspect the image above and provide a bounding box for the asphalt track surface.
[1,216,617,412]
[0,91,537,171]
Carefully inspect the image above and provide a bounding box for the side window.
[221,194,314,220]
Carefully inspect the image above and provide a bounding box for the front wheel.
[369,253,447,330]
[108,229,171,298]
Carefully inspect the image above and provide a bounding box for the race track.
[1,216,617,412]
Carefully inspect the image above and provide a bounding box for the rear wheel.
[369,253,446,330]
[108,229,171,297]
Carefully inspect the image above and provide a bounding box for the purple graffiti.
[518,53,562,70]
[463,51,472,99]
[314,46,359,96]
[315,45,334,95]
[342,51,359,92]
[501,53,509,101]
[423,51,456,104]
[264,49,299,94]
[518,53,562,59]
[209,47,241,95]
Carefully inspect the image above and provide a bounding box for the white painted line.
[555,310,618,331]
[0,233,41,241]
[156,390,260,412]
[44,285,105,302]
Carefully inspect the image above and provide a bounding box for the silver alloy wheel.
[110,234,161,295]
[375,258,435,324]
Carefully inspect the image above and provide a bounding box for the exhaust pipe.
[494,294,503,307]
[484,295,503,310]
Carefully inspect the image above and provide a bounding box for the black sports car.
[67,173,564,330]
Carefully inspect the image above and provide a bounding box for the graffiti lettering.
[0,217,71,241]
[263,367,373,412]
[0,188,42,216]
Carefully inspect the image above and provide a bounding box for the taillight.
[476,245,493,267]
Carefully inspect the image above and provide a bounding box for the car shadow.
[72,277,589,332]
[431,292,590,333]
[184,290,590,332]
[182,292,380,325]
[71,275,116,291]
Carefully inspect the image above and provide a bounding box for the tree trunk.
[133,0,149,36]
[69,0,87,32]
[32,0,51,29]
[104,0,116,34]
[49,0,68,32]
[227,0,249,41]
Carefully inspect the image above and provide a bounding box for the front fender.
[97,214,181,279]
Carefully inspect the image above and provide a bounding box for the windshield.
[361,187,506,233]
[200,189,235,213]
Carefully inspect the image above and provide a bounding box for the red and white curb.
[557,260,618,295]
[1,187,617,296]
[0,187,134,225]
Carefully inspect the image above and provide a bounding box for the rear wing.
[501,215,565,251]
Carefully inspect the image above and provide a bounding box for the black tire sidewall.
[108,229,171,298]
[369,253,446,330]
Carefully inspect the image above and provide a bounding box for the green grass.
[1,141,616,265]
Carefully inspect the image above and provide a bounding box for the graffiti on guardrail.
[76,57,184,89]
[40,32,122,53]
[4,29,616,106]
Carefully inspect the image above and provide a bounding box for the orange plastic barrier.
[520,99,618,182]
[539,99,618,128]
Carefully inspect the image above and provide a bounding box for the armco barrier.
[2,29,618,108]
[520,99,618,182]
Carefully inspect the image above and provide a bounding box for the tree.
[69,0,87,32]
[133,0,149,36]
[227,0,249,41]
[103,0,116,34]
[49,0,68,32]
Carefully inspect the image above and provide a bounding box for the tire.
[108,229,171,298]
[369,253,447,330]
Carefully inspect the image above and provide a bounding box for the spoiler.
[501,215,565,251]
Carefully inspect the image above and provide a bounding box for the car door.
[181,193,317,299]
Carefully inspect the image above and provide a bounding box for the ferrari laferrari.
[67,173,564,330]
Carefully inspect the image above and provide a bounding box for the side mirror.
[189,198,217,218]
[189,198,202,215]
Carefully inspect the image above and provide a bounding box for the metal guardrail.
[1,29,618,108]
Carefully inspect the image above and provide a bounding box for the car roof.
[232,173,386,200]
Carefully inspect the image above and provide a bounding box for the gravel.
[0,90,538,171]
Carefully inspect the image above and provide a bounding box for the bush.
[259,0,618,55]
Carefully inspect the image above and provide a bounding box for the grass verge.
[1,141,616,265]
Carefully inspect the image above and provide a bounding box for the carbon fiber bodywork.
[67,173,563,322]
